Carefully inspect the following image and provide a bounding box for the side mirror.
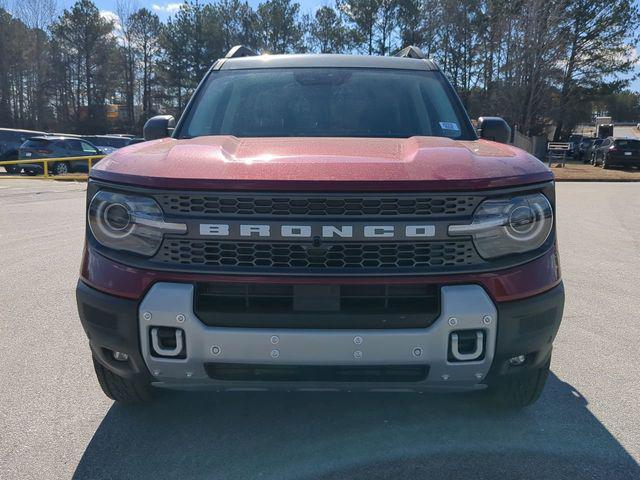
[143,115,175,141]
[477,117,511,144]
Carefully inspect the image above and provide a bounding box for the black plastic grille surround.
[195,283,441,329]
[156,193,482,217]
[157,239,480,270]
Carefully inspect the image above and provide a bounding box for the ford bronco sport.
[76,46,564,408]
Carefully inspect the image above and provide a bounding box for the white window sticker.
[439,121,460,132]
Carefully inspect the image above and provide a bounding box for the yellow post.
[44,160,48,178]
[88,158,93,171]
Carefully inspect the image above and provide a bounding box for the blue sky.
[60,0,322,18]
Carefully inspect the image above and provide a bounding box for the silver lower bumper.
[139,283,497,391]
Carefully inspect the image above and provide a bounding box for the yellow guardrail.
[0,155,106,180]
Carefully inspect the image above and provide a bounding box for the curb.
[553,178,640,182]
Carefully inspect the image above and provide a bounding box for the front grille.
[147,191,488,275]
[157,239,480,271]
[156,193,481,217]
[94,184,553,276]
[195,283,440,329]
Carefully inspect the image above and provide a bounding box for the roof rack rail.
[225,45,258,59]
[395,46,426,60]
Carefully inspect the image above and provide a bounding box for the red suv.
[76,46,563,408]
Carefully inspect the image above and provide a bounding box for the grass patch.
[550,163,640,181]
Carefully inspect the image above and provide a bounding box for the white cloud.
[100,10,124,40]
[100,10,121,31]
[152,3,182,13]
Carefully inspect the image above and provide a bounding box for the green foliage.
[51,0,118,131]
[1,0,639,135]
[594,91,640,122]
[256,0,305,54]
[309,6,356,53]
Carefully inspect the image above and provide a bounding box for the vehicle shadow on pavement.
[73,373,639,480]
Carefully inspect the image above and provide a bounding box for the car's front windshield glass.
[179,68,474,140]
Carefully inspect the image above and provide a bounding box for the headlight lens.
[449,193,553,259]
[88,191,185,256]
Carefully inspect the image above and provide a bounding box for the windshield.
[178,68,475,140]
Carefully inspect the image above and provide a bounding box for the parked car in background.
[18,136,103,175]
[80,135,133,155]
[592,137,640,169]
[0,128,46,173]
[567,134,583,159]
[588,138,603,164]
[126,137,146,145]
[578,137,594,163]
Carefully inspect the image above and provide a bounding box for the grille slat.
[157,239,479,270]
[157,193,481,217]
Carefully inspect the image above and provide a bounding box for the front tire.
[92,356,154,403]
[489,357,550,408]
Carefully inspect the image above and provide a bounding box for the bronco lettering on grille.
[199,223,436,240]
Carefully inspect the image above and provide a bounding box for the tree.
[0,8,22,126]
[599,91,640,122]
[309,5,354,53]
[256,0,304,53]
[553,0,640,138]
[2,0,640,138]
[130,8,161,122]
[116,0,138,129]
[12,0,56,128]
[158,13,192,112]
[337,0,380,55]
[435,0,483,105]
[51,0,119,130]
[213,0,260,52]
[158,1,224,113]
[375,0,398,55]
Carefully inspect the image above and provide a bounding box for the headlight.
[449,193,553,259]
[88,191,186,256]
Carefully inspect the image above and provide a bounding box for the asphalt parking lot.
[0,180,638,480]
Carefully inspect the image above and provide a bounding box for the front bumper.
[77,280,564,392]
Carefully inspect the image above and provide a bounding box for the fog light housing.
[508,354,527,366]
[112,351,129,362]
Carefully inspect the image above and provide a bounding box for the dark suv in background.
[18,136,103,175]
[592,137,640,169]
[0,128,46,173]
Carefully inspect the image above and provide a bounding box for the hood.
[91,136,553,191]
